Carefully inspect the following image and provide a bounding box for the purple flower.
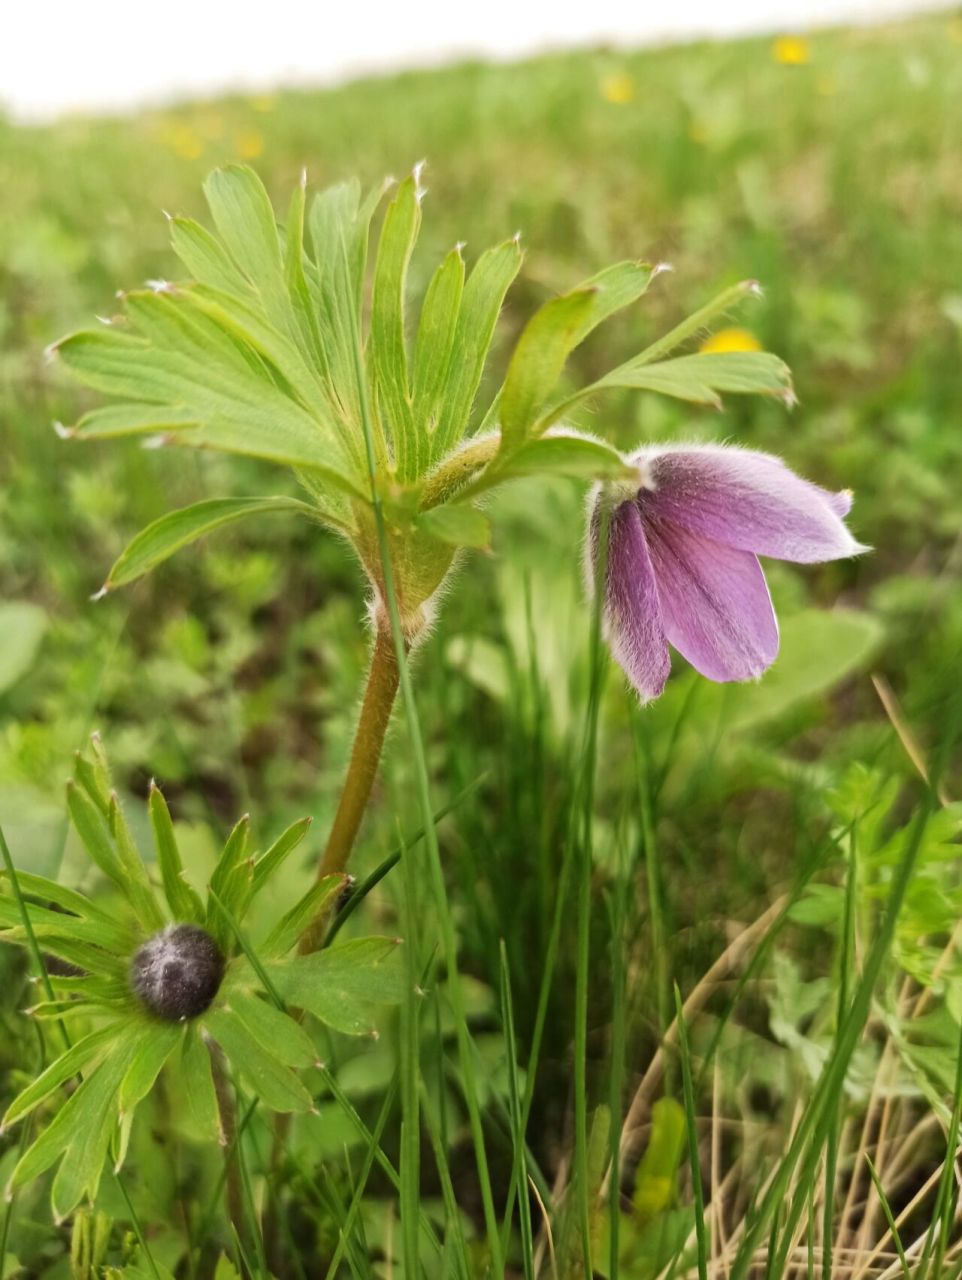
[589,445,869,702]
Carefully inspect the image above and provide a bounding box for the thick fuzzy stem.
[299,624,401,953]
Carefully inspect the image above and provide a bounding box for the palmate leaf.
[225,988,318,1069]
[1,1023,121,1129]
[9,1031,143,1219]
[268,936,407,1036]
[429,237,524,466]
[499,260,658,452]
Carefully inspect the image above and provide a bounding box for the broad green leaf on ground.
[103,496,318,590]
[0,603,47,696]
[727,609,883,730]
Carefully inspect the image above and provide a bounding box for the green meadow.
[1,11,962,1276]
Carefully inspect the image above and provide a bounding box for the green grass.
[2,9,962,1277]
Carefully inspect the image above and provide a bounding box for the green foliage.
[0,739,406,1220]
[54,162,789,631]
[1,12,962,1277]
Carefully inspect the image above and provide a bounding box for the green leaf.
[0,896,130,952]
[0,603,47,696]
[208,816,251,945]
[431,237,524,463]
[72,402,200,440]
[268,937,407,1036]
[203,1007,314,1113]
[66,781,128,889]
[203,165,283,295]
[104,496,318,591]
[11,1033,140,1215]
[372,173,421,481]
[630,278,760,367]
[179,1028,222,1142]
[118,1022,182,1114]
[259,874,345,958]
[632,1097,687,1222]
[594,350,793,408]
[418,504,490,550]
[107,795,166,930]
[500,261,657,449]
[251,817,313,893]
[169,215,254,296]
[71,402,199,439]
[500,288,598,451]
[412,245,465,435]
[2,1023,120,1129]
[226,989,317,1068]
[56,329,365,494]
[149,783,205,923]
[0,868,124,937]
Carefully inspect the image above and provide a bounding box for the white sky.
[2,0,945,121]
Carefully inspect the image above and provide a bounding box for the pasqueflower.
[590,445,868,702]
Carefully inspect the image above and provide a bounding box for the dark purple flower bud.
[130,924,225,1021]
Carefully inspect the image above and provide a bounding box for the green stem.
[299,625,401,953]
[419,432,501,509]
[209,1044,246,1239]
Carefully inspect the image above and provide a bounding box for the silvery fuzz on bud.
[130,923,225,1021]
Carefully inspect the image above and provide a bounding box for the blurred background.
[2,0,946,117]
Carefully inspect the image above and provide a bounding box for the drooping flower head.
[589,445,869,702]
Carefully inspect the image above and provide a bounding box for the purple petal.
[644,513,779,683]
[635,446,867,563]
[594,501,670,702]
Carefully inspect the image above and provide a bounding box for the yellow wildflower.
[162,123,204,161]
[250,93,277,113]
[772,35,811,66]
[700,327,762,355]
[236,129,265,160]
[600,72,635,105]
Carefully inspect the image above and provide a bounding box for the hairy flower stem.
[209,1045,245,1238]
[299,624,401,953]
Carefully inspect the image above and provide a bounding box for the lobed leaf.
[500,288,598,452]
[268,936,407,1036]
[226,989,317,1069]
[203,1007,314,1113]
[148,783,206,923]
[2,1023,121,1129]
[430,237,523,464]
[251,816,313,893]
[118,1022,183,1115]
[372,173,422,481]
[259,874,345,959]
